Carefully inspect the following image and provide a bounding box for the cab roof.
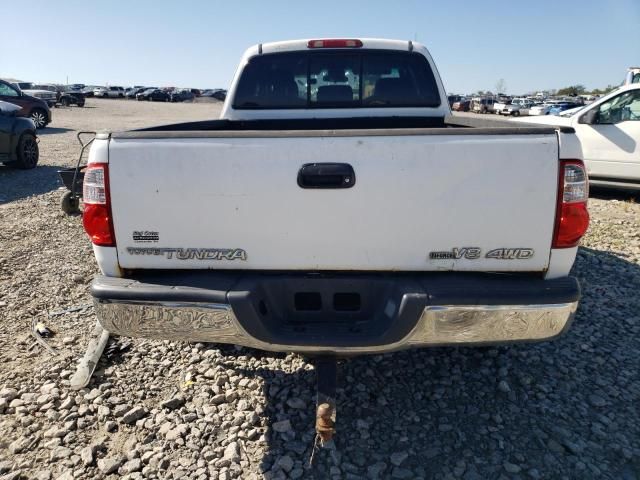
[248,38,421,57]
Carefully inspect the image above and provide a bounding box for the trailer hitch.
[314,357,337,443]
[309,357,339,465]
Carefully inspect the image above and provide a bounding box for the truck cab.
[221,39,448,121]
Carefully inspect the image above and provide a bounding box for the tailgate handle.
[297,163,355,189]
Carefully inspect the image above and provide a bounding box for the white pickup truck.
[83,38,589,356]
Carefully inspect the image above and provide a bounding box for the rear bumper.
[91,273,579,355]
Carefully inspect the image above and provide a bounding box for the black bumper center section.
[228,276,427,348]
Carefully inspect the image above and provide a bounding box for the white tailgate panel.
[109,134,558,271]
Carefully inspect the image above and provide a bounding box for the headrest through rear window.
[373,77,414,102]
[316,85,353,103]
[268,70,299,99]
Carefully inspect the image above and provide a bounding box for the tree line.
[555,84,618,96]
[472,82,620,97]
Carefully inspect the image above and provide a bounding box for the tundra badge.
[127,247,247,261]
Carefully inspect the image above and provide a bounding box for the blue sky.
[1,0,638,94]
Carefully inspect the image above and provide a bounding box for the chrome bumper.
[94,299,577,355]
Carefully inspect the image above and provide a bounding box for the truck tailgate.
[107,132,559,272]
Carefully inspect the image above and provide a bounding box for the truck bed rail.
[109,115,568,139]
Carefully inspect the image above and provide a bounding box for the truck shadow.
[215,246,639,479]
[590,185,638,202]
[0,164,68,204]
[37,127,74,135]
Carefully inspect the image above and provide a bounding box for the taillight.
[82,163,115,247]
[307,39,363,48]
[552,160,589,248]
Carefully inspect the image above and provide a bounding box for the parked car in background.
[150,90,171,102]
[136,88,155,101]
[125,87,147,99]
[492,100,507,114]
[500,103,524,116]
[0,101,39,169]
[82,86,96,98]
[579,95,597,104]
[136,88,170,102]
[30,84,85,107]
[548,102,582,116]
[170,89,195,102]
[13,82,34,91]
[60,88,85,107]
[210,89,227,101]
[95,86,125,98]
[107,87,124,98]
[110,86,125,98]
[491,97,531,116]
[511,98,535,110]
[452,99,471,111]
[0,80,52,128]
[528,103,554,116]
[31,84,64,102]
[557,97,584,106]
[471,97,495,113]
[202,89,227,101]
[557,105,586,117]
[447,94,462,108]
[517,83,640,189]
[10,82,57,107]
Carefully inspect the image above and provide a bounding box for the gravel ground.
[0,99,639,480]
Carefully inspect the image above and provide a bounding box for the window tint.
[362,53,440,107]
[233,50,440,109]
[0,82,19,97]
[234,53,307,108]
[310,55,359,106]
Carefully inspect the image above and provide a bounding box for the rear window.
[233,50,441,109]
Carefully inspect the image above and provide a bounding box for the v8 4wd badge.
[429,247,534,260]
[429,247,481,260]
[485,248,534,259]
